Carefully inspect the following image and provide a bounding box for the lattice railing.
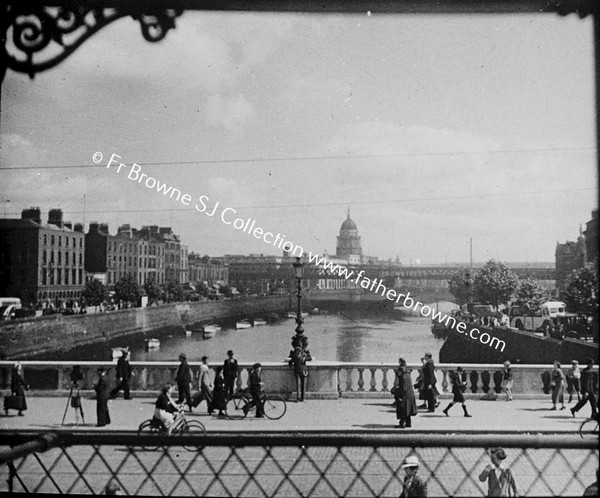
[1,432,597,496]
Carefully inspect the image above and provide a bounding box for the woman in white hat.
[400,455,427,497]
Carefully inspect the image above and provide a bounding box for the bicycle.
[225,389,287,420]
[137,406,206,451]
[579,414,599,439]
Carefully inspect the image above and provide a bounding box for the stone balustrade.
[1,361,597,400]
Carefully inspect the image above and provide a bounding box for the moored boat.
[253,318,267,326]
[145,338,160,349]
[203,324,221,334]
[236,319,252,329]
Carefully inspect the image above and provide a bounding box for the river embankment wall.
[439,323,599,365]
[0,296,290,360]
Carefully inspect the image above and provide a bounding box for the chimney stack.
[21,207,41,224]
[48,208,63,228]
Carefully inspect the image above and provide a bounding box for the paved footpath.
[0,395,594,433]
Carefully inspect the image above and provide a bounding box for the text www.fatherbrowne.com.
[97,151,505,353]
[306,253,506,352]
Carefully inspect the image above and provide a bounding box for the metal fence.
[1,431,598,496]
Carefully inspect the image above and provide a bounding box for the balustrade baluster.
[369,368,377,392]
[345,368,353,392]
[357,368,365,391]
[441,370,449,393]
[381,368,389,392]
[469,370,479,393]
[481,370,491,393]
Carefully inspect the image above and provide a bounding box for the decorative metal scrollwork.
[2,2,182,80]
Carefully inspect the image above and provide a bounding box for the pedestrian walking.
[501,361,513,401]
[222,350,239,397]
[394,358,417,428]
[209,367,227,416]
[192,356,213,412]
[110,350,132,400]
[399,456,427,497]
[6,362,27,416]
[571,358,598,418]
[95,368,111,427]
[415,358,427,409]
[550,361,566,410]
[566,360,581,403]
[288,346,312,402]
[247,362,265,418]
[442,367,472,417]
[423,352,437,412]
[175,353,193,411]
[478,447,518,497]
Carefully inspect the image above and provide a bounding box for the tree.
[114,274,142,306]
[82,279,108,308]
[472,260,519,310]
[164,280,184,302]
[513,276,546,331]
[562,263,598,317]
[448,270,472,306]
[143,277,163,304]
[219,284,233,298]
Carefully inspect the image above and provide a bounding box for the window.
[58,251,61,265]
[51,235,54,245]
[72,269,76,284]
[58,236,61,247]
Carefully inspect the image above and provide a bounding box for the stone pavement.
[0,395,594,433]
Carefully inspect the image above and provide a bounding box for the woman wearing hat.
[94,368,111,427]
[501,361,513,401]
[400,455,427,497]
[479,447,518,497]
[175,353,193,411]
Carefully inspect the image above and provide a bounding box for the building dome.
[340,217,357,231]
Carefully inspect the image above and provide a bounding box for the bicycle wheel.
[579,417,599,438]
[137,419,161,451]
[180,419,207,451]
[226,396,249,420]
[263,395,286,420]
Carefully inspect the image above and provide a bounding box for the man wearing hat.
[400,456,427,497]
[571,358,597,418]
[478,447,518,497]
[247,363,265,418]
[110,349,132,400]
[223,350,239,398]
[175,353,193,411]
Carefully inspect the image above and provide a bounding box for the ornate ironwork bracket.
[1,2,182,81]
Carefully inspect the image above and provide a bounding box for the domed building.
[336,209,363,264]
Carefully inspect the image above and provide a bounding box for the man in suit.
[110,350,132,400]
[222,350,239,397]
[571,358,597,418]
[288,346,311,402]
[423,352,437,412]
[175,353,193,411]
[95,368,111,427]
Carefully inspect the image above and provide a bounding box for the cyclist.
[154,384,180,435]
[246,363,265,418]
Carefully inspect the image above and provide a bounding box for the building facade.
[335,209,362,264]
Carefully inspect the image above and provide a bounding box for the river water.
[60,307,449,364]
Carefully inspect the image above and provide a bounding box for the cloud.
[205,94,254,131]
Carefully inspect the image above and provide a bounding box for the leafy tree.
[143,277,163,304]
[448,270,472,306]
[513,276,546,330]
[219,284,233,298]
[195,281,209,297]
[164,279,184,302]
[562,263,598,317]
[114,274,142,306]
[82,279,108,308]
[472,260,519,310]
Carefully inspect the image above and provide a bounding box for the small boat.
[286,312,296,319]
[145,338,160,349]
[203,324,221,334]
[302,312,309,318]
[253,318,267,326]
[185,330,192,337]
[236,319,252,329]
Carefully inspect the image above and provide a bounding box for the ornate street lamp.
[291,256,308,351]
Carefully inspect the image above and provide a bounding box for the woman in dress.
[501,361,513,401]
[394,357,417,428]
[94,368,111,427]
[209,367,227,416]
[10,362,27,416]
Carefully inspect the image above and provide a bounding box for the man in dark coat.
[571,358,598,418]
[222,350,238,397]
[110,350,132,399]
[422,352,437,412]
[248,363,264,418]
[10,362,27,416]
[394,358,417,428]
[175,353,193,410]
[288,346,311,402]
[95,368,111,427]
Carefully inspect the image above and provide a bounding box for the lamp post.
[292,256,308,351]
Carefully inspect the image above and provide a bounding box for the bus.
[509,301,567,335]
[0,298,22,309]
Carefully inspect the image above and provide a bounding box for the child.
[442,367,471,417]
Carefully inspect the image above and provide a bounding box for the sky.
[1,10,597,264]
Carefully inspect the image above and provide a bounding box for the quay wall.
[439,323,599,365]
[0,361,597,400]
[0,296,289,360]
